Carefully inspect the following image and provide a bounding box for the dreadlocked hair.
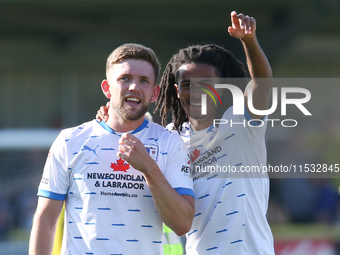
[155,44,247,132]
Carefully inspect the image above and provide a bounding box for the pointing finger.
[230,11,241,30]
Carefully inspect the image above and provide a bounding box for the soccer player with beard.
[29,44,194,255]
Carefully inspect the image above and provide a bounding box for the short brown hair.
[106,43,161,82]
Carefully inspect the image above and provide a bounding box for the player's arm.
[144,171,194,237]
[29,197,64,255]
[228,11,272,119]
[118,132,194,236]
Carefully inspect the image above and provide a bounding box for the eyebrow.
[179,79,190,84]
[140,75,152,81]
[118,74,152,81]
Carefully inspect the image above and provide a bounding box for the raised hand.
[228,11,256,39]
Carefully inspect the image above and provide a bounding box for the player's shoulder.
[147,121,183,142]
[147,121,171,134]
[221,106,234,119]
[165,122,190,140]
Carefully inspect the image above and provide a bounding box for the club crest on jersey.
[145,144,158,161]
[110,158,130,172]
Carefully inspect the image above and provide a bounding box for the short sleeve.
[162,132,194,198]
[37,130,70,200]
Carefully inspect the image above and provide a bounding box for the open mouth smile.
[125,97,141,104]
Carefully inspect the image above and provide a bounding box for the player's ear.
[101,80,111,98]
[151,84,160,102]
[174,84,180,98]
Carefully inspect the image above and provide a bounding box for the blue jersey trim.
[37,189,66,201]
[98,119,149,135]
[132,119,149,134]
[244,107,266,126]
[98,120,114,133]
[174,187,195,198]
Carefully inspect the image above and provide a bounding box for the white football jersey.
[168,107,275,255]
[38,119,193,255]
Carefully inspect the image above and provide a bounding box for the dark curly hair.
[154,44,247,131]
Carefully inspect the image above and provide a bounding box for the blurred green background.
[1,0,340,129]
[0,0,340,254]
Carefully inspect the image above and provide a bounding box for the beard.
[112,99,150,121]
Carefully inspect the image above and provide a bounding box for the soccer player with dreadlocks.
[154,11,274,255]
[97,11,275,255]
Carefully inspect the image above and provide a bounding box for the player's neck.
[106,113,145,133]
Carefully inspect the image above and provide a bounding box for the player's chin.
[124,108,148,121]
[124,114,144,121]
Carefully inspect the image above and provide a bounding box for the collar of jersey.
[189,122,215,136]
[97,119,149,136]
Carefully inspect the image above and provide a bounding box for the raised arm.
[29,197,64,255]
[228,11,272,119]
